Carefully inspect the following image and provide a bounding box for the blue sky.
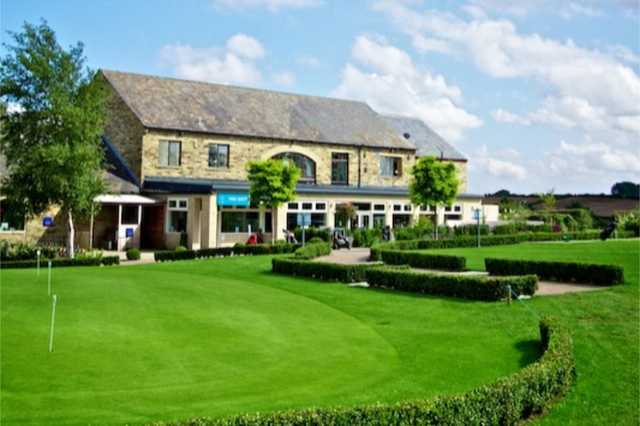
[2,0,639,194]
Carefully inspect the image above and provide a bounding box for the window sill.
[0,230,26,234]
[157,165,181,169]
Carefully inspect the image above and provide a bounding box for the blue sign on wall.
[126,228,134,238]
[217,192,250,207]
[42,216,54,227]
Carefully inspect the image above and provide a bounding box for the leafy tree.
[0,21,108,257]
[538,189,557,225]
[335,203,356,228]
[611,181,640,199]
[246,159,300,242]
[409,156,459,239]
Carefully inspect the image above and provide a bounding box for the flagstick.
[47,260,52,296]
[49,294,57,352]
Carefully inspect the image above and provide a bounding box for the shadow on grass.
[514,339,543,368]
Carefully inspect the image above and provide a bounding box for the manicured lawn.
[1,239,637,425]
[423,239,640,425]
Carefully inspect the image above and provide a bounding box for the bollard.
[47,260,52,296]
[507,285,512,305]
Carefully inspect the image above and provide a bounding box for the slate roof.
[101,70,414,151]
[381,115,467,161]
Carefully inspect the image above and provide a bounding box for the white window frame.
[166,198,188,232]
[159,140,181,167]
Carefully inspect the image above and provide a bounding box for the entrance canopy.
[94,194,157,205]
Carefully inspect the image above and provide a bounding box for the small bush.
[306,237,325,244]
[378,250,466,271]
[366,267,537,301]
[485,258,624,285]
[350,228,382,248]
[175,246,188,252]
[126,248,141,261]
[0,240,59,261]
[294,241,331,260]
[154,243,300,262]
[147,317,574,426]
[272,258,373,283]
[294,227,331,243]
[0,256,119,269]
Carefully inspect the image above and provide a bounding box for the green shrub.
[366,268,537,301]
[126,248,141,261]
[294,241,331,260]
[394,218,434,241]
[0,256,119,269]
[453,224,490,237]
[378,250,466,271]
[350,228,382,247]
[294,227,331,243]
[147,317,574,426]
[75,250,103,260]
[272,258,373,283]
[0,240,59,261]
[154,243,300,262]
[306,237,325,244]
[175,246,188,252]
[485,258,624,285]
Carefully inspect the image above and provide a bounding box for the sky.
[2,0,639,195]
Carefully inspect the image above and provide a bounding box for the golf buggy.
[332,228,353,250]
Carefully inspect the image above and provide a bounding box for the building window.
[167,198,188,233]
[286,212,326,230]
[273,152,316,184]
[392,214,411,228]
[0,199,25,231]
[331,153,349,185]
[208,144,229,168]
[159,140,181,167]
[221,211,259,233]
[380,156,402,177]
[454,205,461,212]
[374,204,385,211]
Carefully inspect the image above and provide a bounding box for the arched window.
[273,152,316,184]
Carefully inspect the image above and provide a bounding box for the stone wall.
[103,80,146,179]
[141,129,416,187]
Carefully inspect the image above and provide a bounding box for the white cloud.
[374,1,640,141]
[212,0,322,12]
[474,145,528,180]
[273,70,296,86]
[462,0,624,18]
[226,33,265,59]
[160,34,266,85]
[546,140,640,178]
[491,108,531,125]
[331,35,482,142]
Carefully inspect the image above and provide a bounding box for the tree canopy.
[611,181,640,199]
[409,156,459,210]
[0,20,108,257]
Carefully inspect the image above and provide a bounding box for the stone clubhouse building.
[0,70,497,251]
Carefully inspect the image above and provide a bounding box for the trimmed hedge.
[366,267,537,301]
[370,231,636,260]
[294,242,332,260]
[154,243,300,262]
[378,250,466,271]
[0,256,120,269]
[486,258,624,286]
[147,317,574,426]
[272,257,374,283]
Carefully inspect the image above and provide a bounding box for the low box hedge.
[294,242,331,260]
[485,258,624,285]
[147,316,574,426]
[272,257,374,283]
[370,231,635,260]
[378,250,466,271]
[366,267,537,301]
[154,243,300,262]
[0,255,120,269]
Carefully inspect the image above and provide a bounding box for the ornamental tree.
[409,156,459,238]
[0,21,108,257]
[247,159,300,242]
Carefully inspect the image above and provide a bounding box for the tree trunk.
[67,210,75,258]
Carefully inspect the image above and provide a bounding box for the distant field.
[1,239,638,425]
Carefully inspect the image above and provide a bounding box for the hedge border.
[370,231,636,260]
[148,316,574,426]
[154,243,301,262]
[0,256,120,269]
[485,258,624,286]
[272,257,374,283]
[366,267,537,301]
[378,250,466,271]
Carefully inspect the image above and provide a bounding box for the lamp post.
[474,208,482,248]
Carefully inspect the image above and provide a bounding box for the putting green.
[1,256,538,425]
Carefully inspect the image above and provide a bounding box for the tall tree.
[246,159,300,243]
[409,156,459,239]
[538,189,556,225]
[0,21,108,257]
[611,181,640,199]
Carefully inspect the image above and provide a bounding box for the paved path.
[314,248,607,296]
